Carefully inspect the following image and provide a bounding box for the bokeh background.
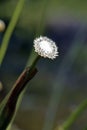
[0,0,87,130]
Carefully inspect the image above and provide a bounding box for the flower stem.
[29,53,40,71]
[0,0,25,66]
[56,98,87,130]
[0,51,40,130]
[0,66,37,130]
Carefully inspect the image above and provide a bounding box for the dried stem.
[0,67,37,130]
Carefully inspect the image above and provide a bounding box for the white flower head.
[34,36,58,59]
[0,19,5,32]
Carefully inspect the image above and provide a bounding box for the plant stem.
[57,98,87,130]
[0,0,25,66]
[35,0,51,37]
[0,52,40,130]
[0,67,37,130]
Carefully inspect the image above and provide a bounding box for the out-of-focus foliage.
[0,0,87,37]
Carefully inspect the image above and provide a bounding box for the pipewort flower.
[34,36,58,59]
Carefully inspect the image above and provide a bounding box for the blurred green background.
[0,0,87,130]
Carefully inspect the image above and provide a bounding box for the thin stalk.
[0,0,25,66]
[29,54,40,70]
[0,53,40,129]
[58,98,87,130]
[0,67,37,130]
[35,0,50,37]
